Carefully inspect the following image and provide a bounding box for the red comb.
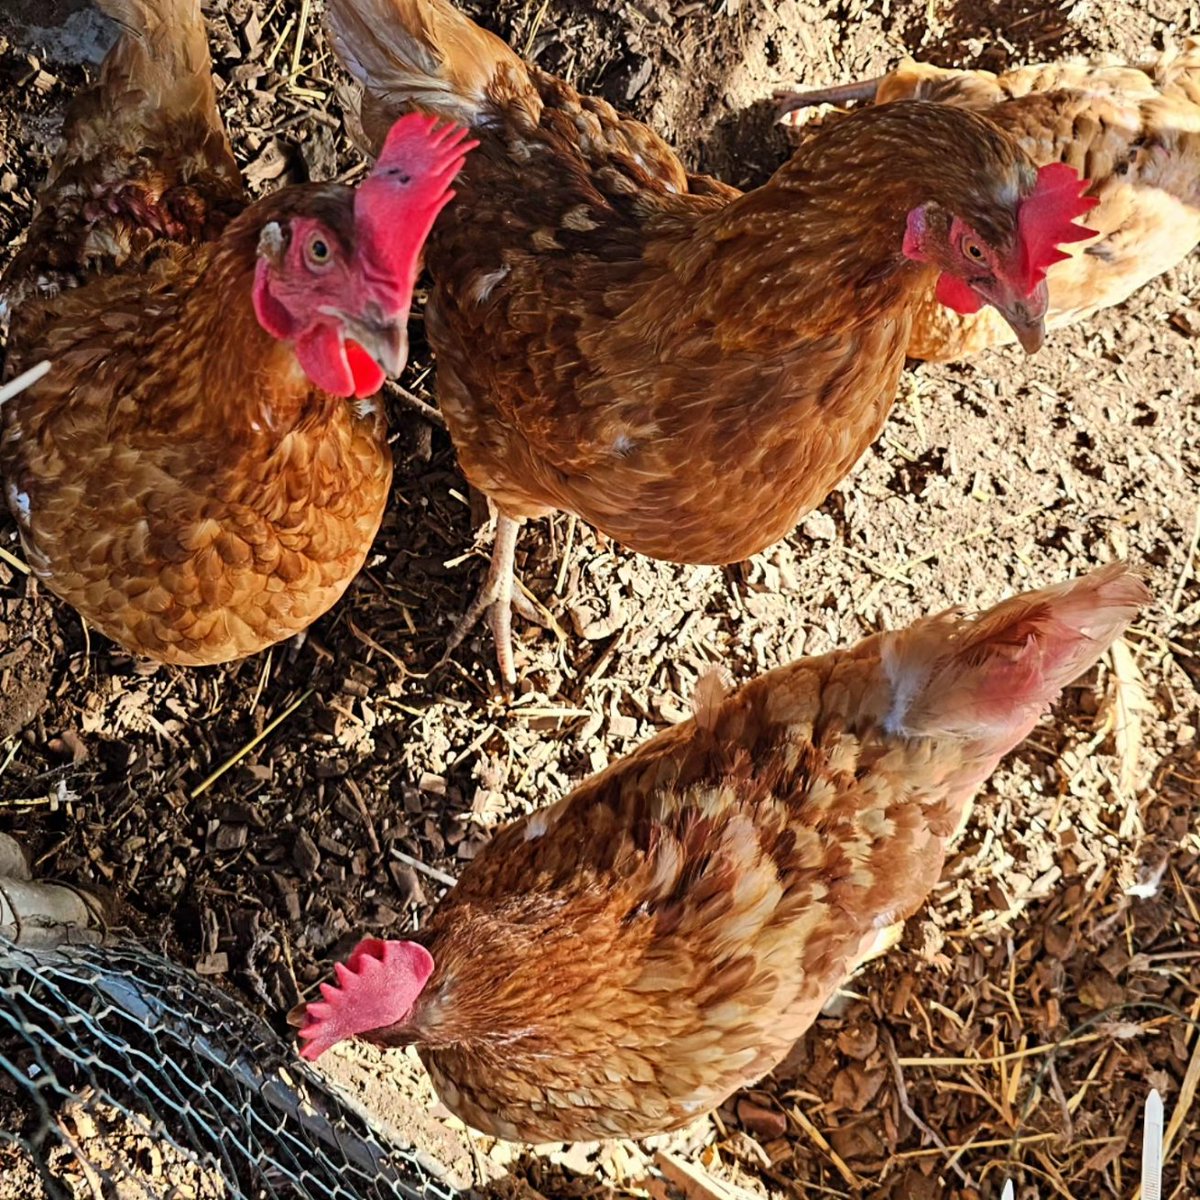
[1016,162,1098,293]
[296,938,434,1061]
[353,114,479,299]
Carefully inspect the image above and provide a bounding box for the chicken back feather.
[297,564,1148,1142]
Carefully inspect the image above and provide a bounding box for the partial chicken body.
[779,41,1200,360]
[1,0,470,664]
[299,565,1147,1143]
[325,0,1096,682]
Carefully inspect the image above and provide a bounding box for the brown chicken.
[777,41,1200,361]
[324,0,1098,684]
[0,0,472,665]
[298,564,1147,1142]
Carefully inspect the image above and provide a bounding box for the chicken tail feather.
[881,563,1150,749]
[78,0,238,189]
[2,0,241,301]
[324,0,540,147]
[95,0,216,111]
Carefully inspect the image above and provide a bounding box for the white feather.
[469,266,510,305]
[880,635,933,736]
[5,482,31,523]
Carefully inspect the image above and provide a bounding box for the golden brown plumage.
[778,41,1200,361]
[324,0,1095,684]
[1,0,469,664]
[298,564,1148,1142]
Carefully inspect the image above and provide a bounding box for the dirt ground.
[1,0,1199,1197]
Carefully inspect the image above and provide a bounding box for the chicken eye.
[963,240,985,261]
[305,236,332,268]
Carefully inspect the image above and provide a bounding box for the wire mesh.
[0,934,461,1200]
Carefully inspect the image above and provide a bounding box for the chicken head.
[251,113,476,398]
[902,160,1097,352]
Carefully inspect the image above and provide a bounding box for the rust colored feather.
[298,566,1148,1142]
[784,42,1200,361]
[324,0,1047,569]
[1,0,392,665]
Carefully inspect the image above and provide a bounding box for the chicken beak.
[339,308,410,378]
[994,278,1049,356]
[1007,311,1046,355]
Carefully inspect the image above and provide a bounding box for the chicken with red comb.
[297,564,1148,1143]
[323,0,1100,686]
[776,44,1200,361]
[0,0,474,666]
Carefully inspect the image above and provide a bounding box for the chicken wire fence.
[0,934,461,1200]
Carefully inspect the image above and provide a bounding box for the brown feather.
[324,0,1038,566]
[323,567,1147,1142]
[1,0,391,664]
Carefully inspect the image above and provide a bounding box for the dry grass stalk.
[788,1106,863,1191]
[189,688,314,799]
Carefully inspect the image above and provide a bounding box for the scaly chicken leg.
[444,514,544,686]
[774,78,883,114]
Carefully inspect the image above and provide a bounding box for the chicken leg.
[445,514,541,685]
[774,77,882,121]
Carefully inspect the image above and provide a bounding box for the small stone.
[736,1098,787,1139]
[800,511,837,541]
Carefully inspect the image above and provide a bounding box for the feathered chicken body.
[324,0,1097,683]
[778,40,1200,360]
[299,565,1148,1143]
[1,0,472,664]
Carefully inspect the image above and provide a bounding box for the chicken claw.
[445,514,540,686]
[774,77,882,122]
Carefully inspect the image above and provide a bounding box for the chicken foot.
[774,77,882,120]
[445,514,542,686]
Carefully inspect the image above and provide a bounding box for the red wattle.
[345,341,385,399]
[295,324,355,398]
[935,272,983,314]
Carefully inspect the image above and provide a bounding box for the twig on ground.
[884,1030,970,1186]
[788,1105,863,1192]
[391,848,457,889]
[385,381,447,429]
